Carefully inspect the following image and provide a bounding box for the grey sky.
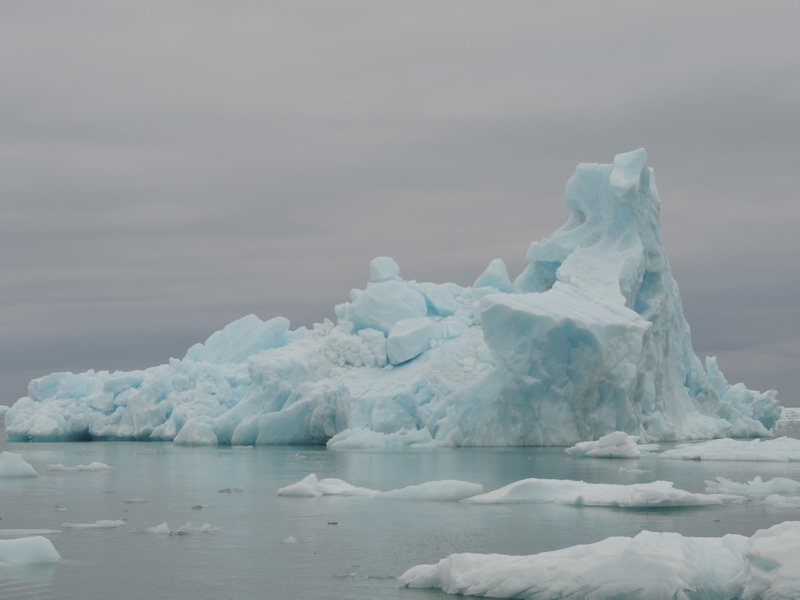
[2,1,799,407]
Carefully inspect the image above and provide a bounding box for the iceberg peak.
[5,150,780,446]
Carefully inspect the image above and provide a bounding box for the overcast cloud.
[2,1,799,406]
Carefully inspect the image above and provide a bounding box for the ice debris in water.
[0,451,38,477]
[62,520,126,529]
[277,473,483,501]
[47,462,113,471]
[0,536,61,566]
[401,524,800,599]
[4,149,781,447]
[660,437,800,461]
[565,431,658,458]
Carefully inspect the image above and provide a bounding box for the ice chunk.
[0,529,62,537]
[386,318,442,365]
[706,476,800,498]
[184,314,293,364]
[0,536,61,566]
[326,427,440,450]
[462,477,734,507]
[337,281,428,335]
[473,258,513,292]
[173,418,218,446]
[277,473,482,501]
[400,529,747,599]
[660,437,800,461]
[0,404,9,415]
[0,451,38,477]
[369,256,400,282]
[737,521,800,599]
[566,431,658,458]
[47,462,113,471]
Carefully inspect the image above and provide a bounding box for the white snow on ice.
[277,473,483,501]
[47,461,113,471]
[660,437,800,461]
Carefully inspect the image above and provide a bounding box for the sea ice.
[660,437,800,461]
[737,521,800,599]
[0,404,9,415]
[277,473,483,501]
[0,536,61,567]
[461,478,736,508]
[0,529,62,537]
[0,451,38,477]
[5,149,781,447]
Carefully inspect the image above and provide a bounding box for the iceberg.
[400,523,800,600]
[5,149,780,446]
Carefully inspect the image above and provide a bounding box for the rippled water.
[2,417,800,599]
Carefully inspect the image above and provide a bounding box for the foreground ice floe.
[0,451,38,477]
[5,149,781,446]
[400,521,800,600]
[0,529,61,537]
[660,437,800,461]
[277,474,483,501]
[0,536,61,567]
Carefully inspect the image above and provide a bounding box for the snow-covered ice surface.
[5,150,781,446]
[660,437,800,461]
[706,476,800,498]
[277,473,483,501]
[0,536,61,567]
[0,451,38,477]
[401,524,800,600]
[61,520,126,529]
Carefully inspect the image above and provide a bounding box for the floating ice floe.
[277,473,483,501]
[660,437,800,461]
[326,427,442,450]
[565,431,658,458]
[5,150,780,447]
[0,451,38,477]
[62,520,126,529]
[706,476,800,498]
[0,536,61,567]
[47,461,113,471]
[461,478,738,508]
[136,522,218,535]
[401,521,800,599]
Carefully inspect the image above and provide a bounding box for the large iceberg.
[5,149,780,446]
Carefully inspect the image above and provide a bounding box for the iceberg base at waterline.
[4,149,780,447]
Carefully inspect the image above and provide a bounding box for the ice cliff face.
[5,149,780,446]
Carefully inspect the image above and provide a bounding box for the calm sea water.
[3,417,800,600]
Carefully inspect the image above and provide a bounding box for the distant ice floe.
[47,462,113,471]
[0,536,61,567]
[135,522,218,535]
[277,474,483,501]
[660,437,800,461]
[326,427,442,450]
[565,431,658,458]
[278,474,735,508]
[462,478,738,508]
[0,451,38,477]
[401,522,800,599]
[62,520,126,529]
